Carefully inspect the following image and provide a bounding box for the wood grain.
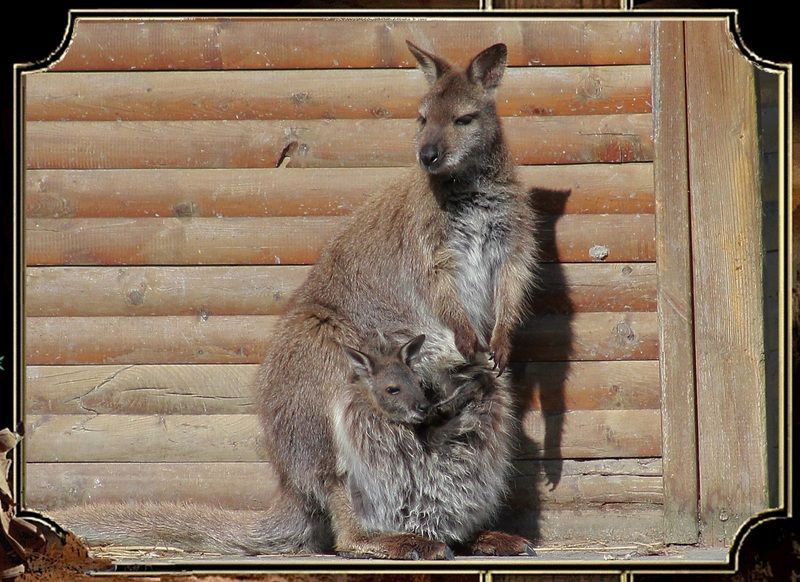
[502,506,664,545]
[25,312,659,365]
[25,409,661,462]
[25,115,654,169]
[25,164,655,218]
[519,409,662,459]
[52,19,651,71]
[521,360,660,411]
[25,215,656,266]
[514,311,659,362]
[25,360,659,415]
[25,263,656,317]
[651,20,699,545]
[25,458,662,511]
[25,66,652,121]
[685,20,768,545]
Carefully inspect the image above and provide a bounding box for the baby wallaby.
[341,333,430,425]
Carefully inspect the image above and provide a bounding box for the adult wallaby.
[49,41,539,560]
[255,40,538,560]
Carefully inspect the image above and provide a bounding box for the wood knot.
[173,201,198,217]
[613,321,636,344]
[589,245,609,261]
[126,289,145,306]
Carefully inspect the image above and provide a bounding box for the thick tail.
[46,493,330,556]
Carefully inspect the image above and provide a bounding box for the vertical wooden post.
[651,21,699,545]
[684,19,768,546]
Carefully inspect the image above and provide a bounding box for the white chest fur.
[447,197,510,340]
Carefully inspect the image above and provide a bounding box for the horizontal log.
[25,66,652,121]
[518,409,662,459]
[25,409,661,462]
[514,311,659,361]
[52,20,651,71]
[25,115,654,169]
[24,263,656,316]
[503,505,664,544]
[25,312,659,365]
[25,315,276,365]
[25,164,655,218]
[25,214,656,266]
[25,360,659,415]
[520,360,660,410]
[25,462,281,511]
[25,458,662,511]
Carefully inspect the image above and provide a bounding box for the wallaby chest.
[444,191,512,339]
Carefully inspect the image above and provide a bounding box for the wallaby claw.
[523,543,536,556]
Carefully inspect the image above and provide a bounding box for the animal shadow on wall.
[494,186,572,544]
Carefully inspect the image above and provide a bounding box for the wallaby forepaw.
[488,335,511,375]
[470,530,535,556]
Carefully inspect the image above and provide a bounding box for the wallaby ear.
[342,346,374,378]
[467,43,507,90]
[400,334,426,366]
[406,41,450,86]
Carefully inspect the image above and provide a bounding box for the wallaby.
[340,333,430,425]
[48,41,539,560]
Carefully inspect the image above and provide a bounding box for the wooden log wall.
[23,18,661,547]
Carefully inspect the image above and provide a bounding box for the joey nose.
[416,402,431,414]
[419,144,439,168]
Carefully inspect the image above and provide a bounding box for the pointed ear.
[400,334,426,366]
[342,346,374,378]
[467,43,507,90]
[406,41,450,85]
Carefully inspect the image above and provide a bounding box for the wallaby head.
[342,334,430,425]
[406,41,508,178]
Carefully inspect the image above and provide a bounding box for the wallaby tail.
[46,493,330,556]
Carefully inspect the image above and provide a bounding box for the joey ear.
[400,334,426,366]
[467,43,507,90]
[342,346,374,378]
[406,41,451,85]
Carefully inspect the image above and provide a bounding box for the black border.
[5,4,795,578]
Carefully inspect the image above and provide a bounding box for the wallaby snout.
[419,143,441,170]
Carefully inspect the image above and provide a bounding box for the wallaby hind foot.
[338,532,453,560]
[466,530,536,556]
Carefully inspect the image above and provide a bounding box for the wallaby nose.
[419,144,440,168]
[416,402,430,414]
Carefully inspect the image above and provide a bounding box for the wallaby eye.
[455,114,476,126]
[417,115,427,126]
[386,386,401,395]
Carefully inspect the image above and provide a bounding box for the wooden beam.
[25,215,656,266]
[684,19,768,546]
[51,19,651,71]
[25,263,656,317]
[25,164,655,218]
[25,115,654,169]
[652,20,699,545]
[25,410,662,463]
[25,312,659,365]
[25,360,660,415]
[25,66,652,121]
[25,458,663,511]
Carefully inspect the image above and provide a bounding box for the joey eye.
[417,115,427,126]
[386,386,401,395]
[455,115,475,126]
